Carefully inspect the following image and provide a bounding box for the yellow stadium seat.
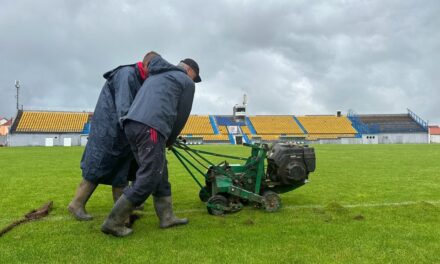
[296,116,357,140]
[249,116,304,135]
[180,115,214,135]
[16,111,89,133]
[240,126,251,135]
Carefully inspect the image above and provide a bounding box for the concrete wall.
[80,135,89,146]
[377,133,428,144]
[318,139,340,144]
[431,135,440,143]
[8,133,82,147]
[316,138,362,144]
[362,135,379,144]
[312,134,427,145]
[5,132,430,146]
[341,137,363,144]
[0,135,6,146]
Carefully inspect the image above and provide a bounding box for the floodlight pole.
[15,80,20,111]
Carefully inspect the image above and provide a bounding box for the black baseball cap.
[181,58,201,83]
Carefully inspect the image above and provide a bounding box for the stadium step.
[209,115,220,134]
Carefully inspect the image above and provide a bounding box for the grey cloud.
[0,0,439,124]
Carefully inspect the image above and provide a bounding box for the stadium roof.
[1,118,13,126]
[0,117,11,126]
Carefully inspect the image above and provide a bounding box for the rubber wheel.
[207,195,228,216]
[262,191,281,212]
[199,187,210,202]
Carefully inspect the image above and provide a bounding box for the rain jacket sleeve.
[112,68,136,128]
[166,80,195,147]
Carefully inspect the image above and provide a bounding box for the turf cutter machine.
[172,140,316,215]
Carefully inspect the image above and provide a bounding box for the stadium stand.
[180,115,214,135]
[249,116,304,135]
[296,115,357,140]
[306,133,356,140]
[180,115,229,142]
[245,117,257,134]
[257,134,281,141]
[240,126,251,135]
[13,111,89,133]
[407,108,428,130]
[347,111,372,134]
[198,134,229,141]
[218,126,229,135]
[208,116,219,134]
[215,116,245,126]
[6,109,430,146]
[358,114,427,133]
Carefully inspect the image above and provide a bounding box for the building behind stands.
[0,117,13,146]
[5,107,431,146]
[429,126,440,143]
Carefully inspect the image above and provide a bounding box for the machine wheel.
[229,200,244,213]
[207,195,228,216]
[262,191,281,212]
[199,187,210,202]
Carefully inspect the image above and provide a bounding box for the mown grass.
[0,144,439,263]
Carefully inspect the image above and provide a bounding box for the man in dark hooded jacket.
[101,55,201,237]
[68,52,158,221]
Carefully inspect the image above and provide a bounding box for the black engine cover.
[267,143,316,185]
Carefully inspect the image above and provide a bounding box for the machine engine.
[266,143,316,192]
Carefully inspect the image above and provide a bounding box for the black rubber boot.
[101,194,135,237]
[134,202,145,211]
[112,186,134,227]
[68,179,97,221]
[153,196,189,229]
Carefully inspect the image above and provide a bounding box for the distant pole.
[15,80,20,111]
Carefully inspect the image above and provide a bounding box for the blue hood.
[148,56,186,76]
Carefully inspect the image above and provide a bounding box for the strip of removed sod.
[0,144,439,263]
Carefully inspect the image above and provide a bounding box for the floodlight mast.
[15,80,20,111]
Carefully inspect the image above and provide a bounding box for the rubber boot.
[68,179,97,221]
[153,196,189,229]
[134,202,145,211]
[101,194,135,237]
[112,186,133,226]
[112,187,125,203]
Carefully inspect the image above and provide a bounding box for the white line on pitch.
[0,200,439,223]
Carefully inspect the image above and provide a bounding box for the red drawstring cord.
[150,128,157,143]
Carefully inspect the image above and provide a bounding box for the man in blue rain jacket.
[101,56,201,237]
[68,52,158,221]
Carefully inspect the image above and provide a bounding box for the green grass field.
[0,144,439,263]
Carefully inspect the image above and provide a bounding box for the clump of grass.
[325,202,349,214]
[353,214,365,221]
[243,218,254,225]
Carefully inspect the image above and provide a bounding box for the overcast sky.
[1,0,439,124]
